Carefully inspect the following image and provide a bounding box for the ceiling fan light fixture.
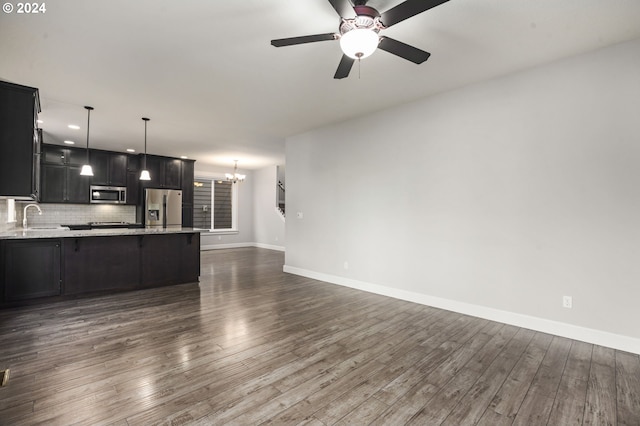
[339,28,379,59]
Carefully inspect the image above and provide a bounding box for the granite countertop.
[0,226,203,240]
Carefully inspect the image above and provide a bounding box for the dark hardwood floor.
[1,247,638,425]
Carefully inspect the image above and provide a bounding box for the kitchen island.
[0,227,200,306]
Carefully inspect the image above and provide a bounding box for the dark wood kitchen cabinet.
[41,164,90,203]
[181,160,195,227]
[0,81,41,200]
[40,164,66,202]
[63,236,140,294]
[164,158,182,188]
[2,239,61,301]
[125,154,140,205]
[40,144,90,203]
[42,144,87,165]
[90,150,128,187]
[1,231,200,307]
[140,232,199,288]
[142,155,182,189]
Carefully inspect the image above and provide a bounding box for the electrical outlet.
[563,296,572,309]
[343,261,349,270]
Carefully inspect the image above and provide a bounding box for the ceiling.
[2,0,639,170]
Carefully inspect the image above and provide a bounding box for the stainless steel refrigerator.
[145,188,182,227]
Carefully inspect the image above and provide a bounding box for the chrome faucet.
[23,204,42,229]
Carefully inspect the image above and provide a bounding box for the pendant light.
[139,117,151,181]
[79,106,94,176]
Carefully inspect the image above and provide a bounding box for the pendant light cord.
[85,106,93,162]
[142,117,149,169]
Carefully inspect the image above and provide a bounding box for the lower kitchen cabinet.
[2,239,61,301]
[141,232,200,288]
[63,235,141,294]
[1,231,200,307]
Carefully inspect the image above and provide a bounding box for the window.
[193,177,238,231]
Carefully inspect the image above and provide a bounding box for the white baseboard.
[254,242,285,252]
[202,242,285,252]
[202,243,253,250]
[283,265,640,355]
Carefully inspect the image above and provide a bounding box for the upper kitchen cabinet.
[142,155,182,189]
[0,81,41,200]
[40,143,90,203]
[90,150,127,187]
[125,154,140,205]
[41,144,87,166]
[181,160,194,204]
[181,160,195,227]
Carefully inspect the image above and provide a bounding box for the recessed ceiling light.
[126,148,135,153]
[63,140,75,145]
[37,119,43,124]
[180,156,188,159]
[68,124,80,130]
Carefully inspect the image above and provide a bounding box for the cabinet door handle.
[187,234,193,245]
[138,235,144,248]
[74,238,79,252]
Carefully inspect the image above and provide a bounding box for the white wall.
[285,38,640,353]
[253,165,285,251]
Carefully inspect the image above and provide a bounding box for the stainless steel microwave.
[90,185,127,204]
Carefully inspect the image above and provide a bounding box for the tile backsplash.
[3,201,136,229]
[0,200,12,231]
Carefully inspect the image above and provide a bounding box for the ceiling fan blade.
[327,0,355,18]
[271,33,337,47]
[378,36,430,64]
[334,54,355,79]
[380,0,450,28]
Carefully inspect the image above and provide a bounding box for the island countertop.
[0,226,204,240]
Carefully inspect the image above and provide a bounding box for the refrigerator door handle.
[162,194,167,228]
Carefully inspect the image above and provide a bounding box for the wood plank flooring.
[1,247,638,425]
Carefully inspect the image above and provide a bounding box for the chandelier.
[225,160,246,183]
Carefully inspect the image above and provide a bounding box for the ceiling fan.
[270,0,451,79]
